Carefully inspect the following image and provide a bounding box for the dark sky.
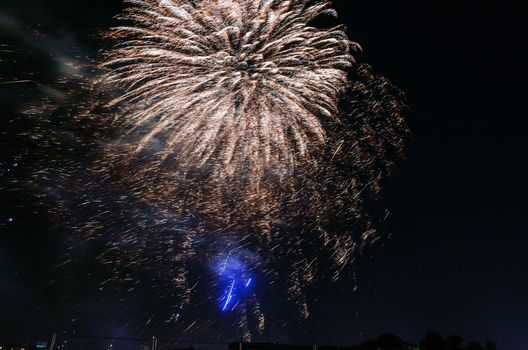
[1,1,526,350]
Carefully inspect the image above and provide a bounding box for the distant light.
[6,217,14,223]
[36,342,48,349]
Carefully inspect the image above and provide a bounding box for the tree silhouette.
[466,342,484,350]
[352,331,498,350]
[420,331,445,350]
[484,341,497,350]
[358,332,408,349]
[445,335,464,350]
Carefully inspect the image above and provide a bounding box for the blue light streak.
[214,252,255,313]
[221,279,236,311]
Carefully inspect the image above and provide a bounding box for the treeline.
[345,331,498,350]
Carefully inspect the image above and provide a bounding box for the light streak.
[0,80,32,85]
[222,279,236,312]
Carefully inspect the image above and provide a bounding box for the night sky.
[1,1,526,350]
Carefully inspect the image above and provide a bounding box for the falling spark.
[222,279,236,312]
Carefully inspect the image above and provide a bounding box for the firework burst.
[2,0,410,339]
[102,0,357,185]
[85,0,409,336]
